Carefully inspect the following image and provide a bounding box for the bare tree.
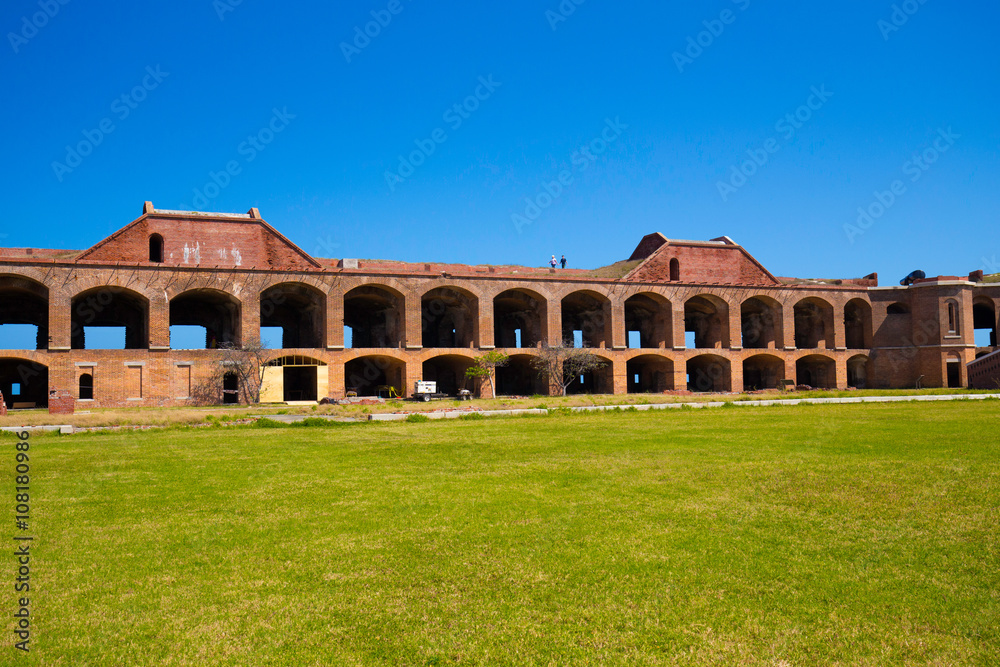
[531,346,607,396]
[193,338,271,405]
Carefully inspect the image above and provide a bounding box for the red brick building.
[0,202,997,408]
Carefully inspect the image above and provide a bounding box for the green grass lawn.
[7,402,1000,665]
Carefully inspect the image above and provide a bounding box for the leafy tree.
[531,346,607,396]
[464,351,509,398]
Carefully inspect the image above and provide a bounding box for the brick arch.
[686,353,732,392]
[70,285,151,350]
[260,282,327,349]
[421,285,481,349]
[560,289,613,348]
[418,282,483,301]
[742,353,785,391]
[169,287,243,348]
[339,275,412,300]
[258,274,331,297]
[0,275,50,351]
[624,291,673,349]
[550,284,616,302]
[345,282,406,302]
[341,348,411,363]
[67,282,153,305]
[481,281,558,303]
[795,353,837,388]
[343,283,407,349]
[0,269,52,295]
[493,287,549,349]
[565,351,614,395]
[740,294,783,349]
[684,293,731,349]
[61,275,160,305]
[626,353,674,394]
[165,281,243,303]
[792,296,836,350]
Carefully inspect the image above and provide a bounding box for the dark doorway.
[223,373,239,404]
[79,373,94,400]
[284,366,318,402]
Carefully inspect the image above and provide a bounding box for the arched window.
[79,373,93,400]
[149,234,164,263]
[669,258,680,282]
[947,300,959,335]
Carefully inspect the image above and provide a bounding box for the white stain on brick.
[183,242,201,264]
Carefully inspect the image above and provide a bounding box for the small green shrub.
[406,414,430,423]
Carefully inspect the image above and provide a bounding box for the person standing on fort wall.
[560,255,567,269]
[549,255,557,268]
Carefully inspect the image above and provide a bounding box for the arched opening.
[793,298,835,349]
[847,354,870,389]
[743,354,784,391]
[741,297,782,349]
[422,355,475,396]
[422,287,478,349]
[669,258,680,282]
[946,352,962,388]
[795,354,836,389]
[344,355,405,398]
[260,283,326,349]
[565,355,613,395]
[625,293,672,349]
[946,300,960,336]
[496,354,546,396]
[973,298,997,349]
[169,289,241,349]
[684,295,729,349]
[687,354,731,393]
[78,373,94,400]
[561,291,611,348]
[627,355,674,393]
[149,234,164,263]
[344,285,405,349]
[0,276,48,351]
[844,299,873,349]
[71,287,149,350]
[494,289,547,349]
[0,358,48,408]
[261,355,328,402]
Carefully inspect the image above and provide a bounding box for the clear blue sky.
[2,0,998,284]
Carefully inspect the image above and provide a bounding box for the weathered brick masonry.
[0,203,996,408]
